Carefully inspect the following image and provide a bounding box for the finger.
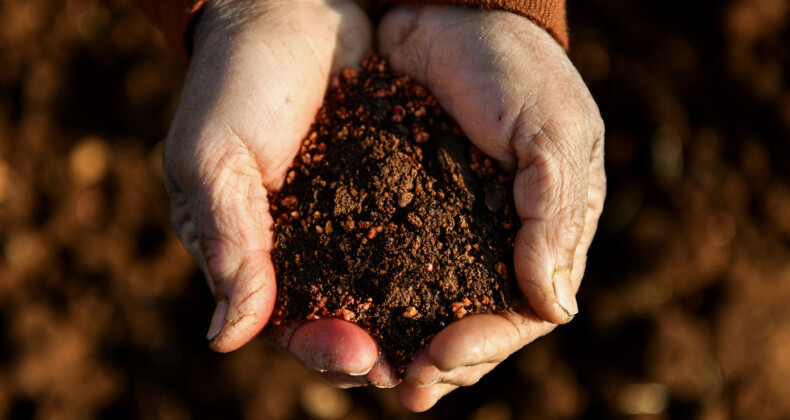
[404,350,499,387]
[365,355,400,388]
[206,248,276,353]
[166,136,278,352]
[427,311,556,372]
[286,318,378,375]
[402,350,440,387]
[266,319,390,388]
[566,139,607,292]
[397,382,458,412]
[511,101,597,323]
[316,354,400,389]
[438,363,498,387]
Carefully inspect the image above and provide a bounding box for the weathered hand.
[164,0,396,386]
[379,5,606,410]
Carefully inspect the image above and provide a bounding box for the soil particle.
[270,55,519,373]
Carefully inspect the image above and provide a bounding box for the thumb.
[512,115,590,324]
[166,138,277,352]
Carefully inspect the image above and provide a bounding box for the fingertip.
[289,318,378,375]
[520,277,575,325]
[206,299,228,341]
[427,315,493,372]
[403,351,442,387]
[208,252,277,352]
[397,383,458,412]
[514,229,577,325]
[552,267,578,318]
[367,356,400,388]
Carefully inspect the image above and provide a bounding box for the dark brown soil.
[270,56,519,372]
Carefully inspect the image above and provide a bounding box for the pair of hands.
[164,0,605,411]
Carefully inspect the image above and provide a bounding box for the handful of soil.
[270,56,519,373]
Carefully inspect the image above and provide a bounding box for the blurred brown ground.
[1,0,789,419]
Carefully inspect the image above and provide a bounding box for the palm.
[379,4,606,410]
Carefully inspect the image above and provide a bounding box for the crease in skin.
[397,7,422,45]
[236,281,266,307]
[224,307,259,329]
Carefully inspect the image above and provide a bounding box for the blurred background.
[1,0,789,418]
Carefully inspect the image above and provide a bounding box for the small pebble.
[341,67,357,80]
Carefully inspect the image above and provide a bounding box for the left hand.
[163,0,397,388]
[379,5,606,411]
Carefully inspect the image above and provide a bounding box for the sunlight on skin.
[163,0,393,385]
[379,5,605,410]
[164,0,603,411]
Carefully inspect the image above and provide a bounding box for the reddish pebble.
[403,306,419,318]
[341,308,356,321]
[341,67,357,80]
[281,195,298,207]
[454,308,468,319]
[367,228,378,239]
[425,263,433,272]
[495,262,507,278]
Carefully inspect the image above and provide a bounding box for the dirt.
[2,0,790,419]
[270,56,518,372]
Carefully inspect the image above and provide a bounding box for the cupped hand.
[164,0,396,387]
[379,5,606,410]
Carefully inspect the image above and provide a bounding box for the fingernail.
[553,267,578,317]
[348,366,373,377]
[207,300,228,341]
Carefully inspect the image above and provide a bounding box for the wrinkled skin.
[163,0,604,411]
[377,5,606,410]
[165,0,397,387]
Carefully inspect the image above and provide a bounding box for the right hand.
[378,5,606,410]
[163,0,396,387]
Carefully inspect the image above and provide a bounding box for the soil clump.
[270,56,520,373]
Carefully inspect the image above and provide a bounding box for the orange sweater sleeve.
[136,0,567,55]
[382,0,567,49]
